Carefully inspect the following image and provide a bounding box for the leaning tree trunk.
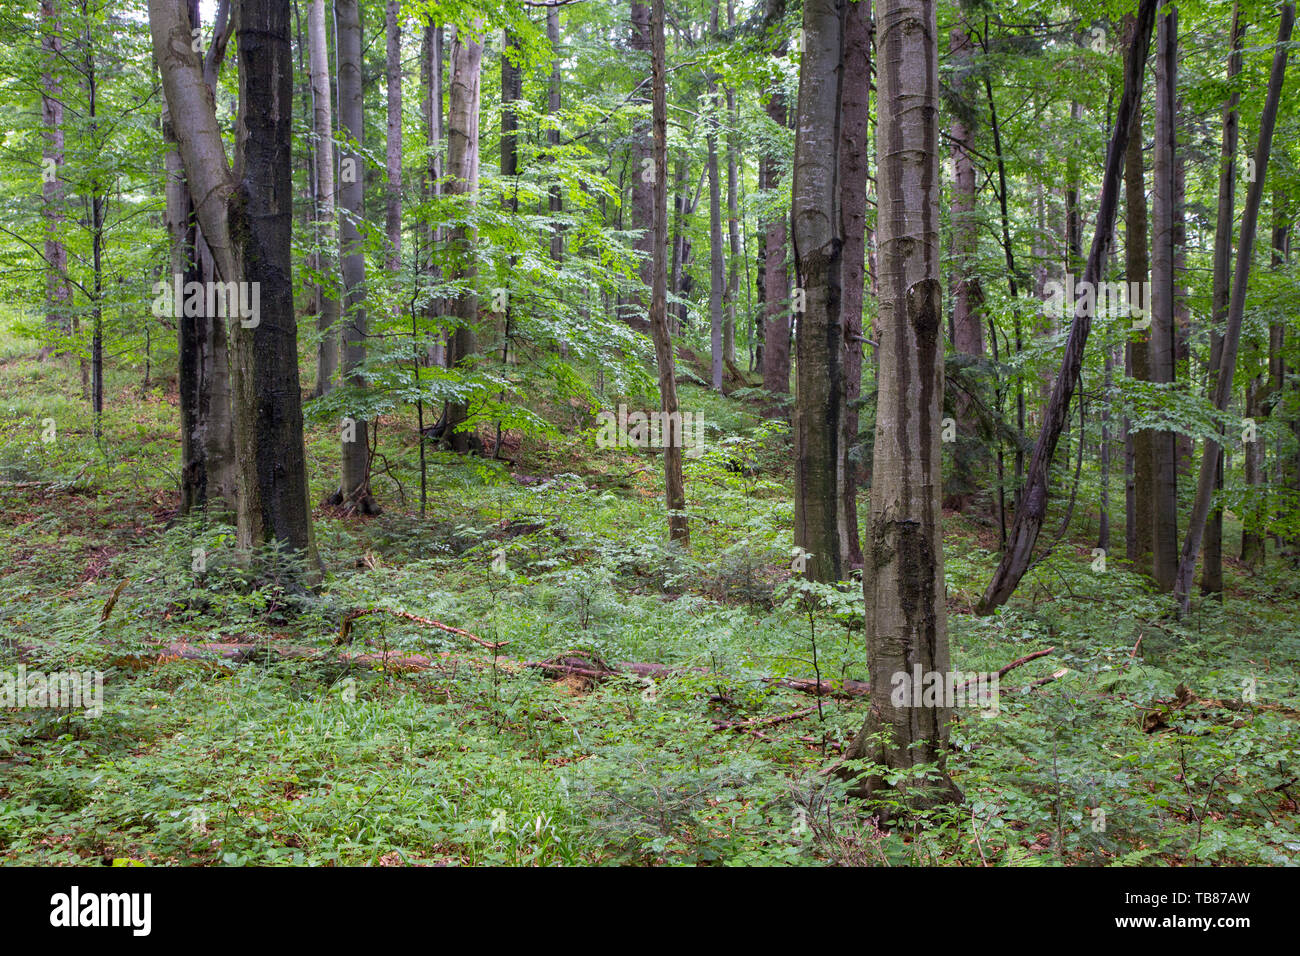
[651,0,689,545]
[333,0,378,513]
[1174,2,1294,616]
[977,0,1159,614]
[1201,3,1244,596]
[842,0,960,810]
[308,0,339,397]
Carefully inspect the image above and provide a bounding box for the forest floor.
[1,323,1298,866]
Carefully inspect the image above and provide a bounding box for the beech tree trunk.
[309,0,339,396]
[842,0,960,809]
[1150,7,1179,591]
[651,0,689,545]
[760,0,791,398]
[385,0,402,274]
[334,0,378,512]
[40,0,71,357]
[629,2,654,327]
[443,24,483,455]
[707,0,724,392]
[791,0,847,583]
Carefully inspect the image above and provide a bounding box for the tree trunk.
[837,0,870,570]
[629,2,654,328]
[1125,15,1153,570]
[334,0,378,512]
[40,0,71,357]
[842,0,960,810]
[1150,7,1179,591]
[309,0,340,396]
[977,0,1158,614]
[947,20,986,511]
[723,1,740,367]
[1201,3,1244,596]
[385,0,402,274]
[707,0,724,392]
[760,0,791,398]
[421,19,445,368]
[651,0,689,545]
[443,24,483,455]
[546,7,563,262]
[791,0,847,584]
[1174,2,1294,616]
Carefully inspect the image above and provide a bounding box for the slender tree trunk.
[421,19,444,368]
[723,1,740,367]
[309,0,339,396]
[837,0,870,570]
[706,1,724,392]
[334,0,378,512]
[947,20,986,511]
[385,0,402,274]
[546,7,563,262]
[651,0,688,545]
[1202,4,1244,596]
[1174,2,1294,616]
[760,0,791,398]
[40,0,71,358]
[978,0,1158,614]
[1150,7,1180,591]
[629,2,654,329]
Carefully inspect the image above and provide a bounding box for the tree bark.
[707,0,724,392]
[842,0,960,809]
[443,24,484,455]
[651,0,689,545]
[309,0,340,396]
[760,0,791,398]
[40,0,71,357]
[385,0,402,274]
[791,0,847,583]
[334,0,378,512]
[1150,7,1180,591]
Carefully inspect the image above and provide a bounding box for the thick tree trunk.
[843,0,960,809]
[1150,7,1180,591]
[791,0,847,584]
[443,24,484,455]
[334,0,378,512]
[1201,4,1244,596]
[651,0,689,545]
[1174,2,1294,616]
[977,0,1158,614]
[309,0,340,396]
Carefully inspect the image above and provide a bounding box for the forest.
[0,0,1296,873]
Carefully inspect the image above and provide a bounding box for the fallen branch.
[338,608,506,650]
[713,706,816,733]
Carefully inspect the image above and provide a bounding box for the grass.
[1,313,1297,866]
